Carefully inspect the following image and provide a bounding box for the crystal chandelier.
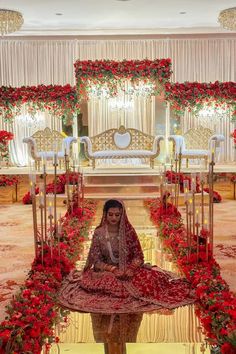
[218,7,236,31]
[0,9,24,36]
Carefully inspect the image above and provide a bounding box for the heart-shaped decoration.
[114,132,131,149]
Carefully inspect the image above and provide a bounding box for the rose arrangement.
[231,129,236,147]
[0,175,19,187]
[0,85,79,123]
[165,170,201,193]
[145,197,236,353]
[0,198,97,353]
[74,58,172,100]
[0,130,14,161]
[203,188,222,203]
[164,81,236,119]
[22,172,79,204]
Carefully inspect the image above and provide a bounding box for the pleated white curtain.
[0,107,62,166]
[181,110,236,163]
[0,37,235,86]
[88,95,155,136]
[0,37,235,163]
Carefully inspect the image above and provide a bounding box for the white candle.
[196,209,199,224]
[39,191,44,206]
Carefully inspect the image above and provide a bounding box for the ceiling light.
[179,12,186,15]
[0,9,23,36]
[218,7,236,31]
[55,13,63,16]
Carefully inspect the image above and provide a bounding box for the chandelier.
[218,7,236,31]
[0,9,24,36]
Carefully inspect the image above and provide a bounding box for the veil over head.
[85,199,142,272]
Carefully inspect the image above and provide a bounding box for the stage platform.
[1,162,236,176]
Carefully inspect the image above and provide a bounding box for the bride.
[58,199,195,313]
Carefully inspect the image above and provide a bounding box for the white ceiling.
[0,0,236,36]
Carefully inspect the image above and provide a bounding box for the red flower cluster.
[203,188,222,203]
[165,81,236,118]
[0,175,19,187]
[0,85,79,122]
[0,198,97,353]
[22,172,80,204]
[145,198,236,353]
[165,170,201,193]
[0,130,14,143]
[74,58,172,100]
[231,129,236,146]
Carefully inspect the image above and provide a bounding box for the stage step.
[84,174,161,185]
[84,183,159,194]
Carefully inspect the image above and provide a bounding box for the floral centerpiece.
[0,85,79,123]
[74,58,172,101]
[0,130,14,162]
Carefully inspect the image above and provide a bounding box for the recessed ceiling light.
[116,0,131,2]
[55,13,63,16]
[179,11,186,14]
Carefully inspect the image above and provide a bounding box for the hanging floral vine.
[164,81,236,119]
[0,84,79,123]
[74,58,172,100]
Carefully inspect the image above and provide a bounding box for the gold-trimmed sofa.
[169,126,225,168]
[23,127,77,170]
[80,125,164,169]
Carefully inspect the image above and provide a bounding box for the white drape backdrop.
[1,37,235,86]
[88,96,155,136]
[0,108,62,166]
[0,36,235,164]
[181,111,235,163]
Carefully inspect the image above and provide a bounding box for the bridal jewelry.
[105,225,119,264]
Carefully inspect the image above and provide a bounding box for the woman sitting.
[58,199,195,313]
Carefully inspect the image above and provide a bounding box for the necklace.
[105,225,119,264]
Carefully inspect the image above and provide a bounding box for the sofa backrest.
[90,125,154,151]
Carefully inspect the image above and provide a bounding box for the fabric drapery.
[0,106,62,166]
[0,37,235,86]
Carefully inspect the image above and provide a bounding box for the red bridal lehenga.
[58,202,195,314]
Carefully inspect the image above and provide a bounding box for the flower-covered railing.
[146,198,236,354]
[0,199,97,353]
[0,84,79,123]
[74,58,172,101]
[164,81,236,119]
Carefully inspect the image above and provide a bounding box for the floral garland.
[164,81,236,118]
[0,175,19,187]
[74,58,172,100]
[0,198,97,353]
[145,198,236,354]
[0,85,79,123]
[0,130,14,161]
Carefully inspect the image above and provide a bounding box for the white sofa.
[23,127,77,169]
[169,126,225,167]
[80,126,164,169]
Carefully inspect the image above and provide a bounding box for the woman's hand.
[113,268,125,278]
[124,268,134,278]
